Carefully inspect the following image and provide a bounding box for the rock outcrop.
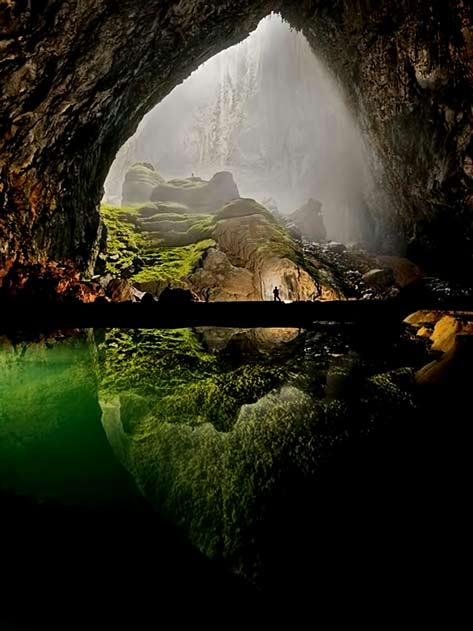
[190,248,257,301]
[121,163,164,206]
[151,172,240,212]
[101,176,328,300]
[286,198,327,243]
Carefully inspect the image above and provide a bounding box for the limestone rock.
[404,310,445,328]
[213,207,322,300]
[416,334,473,388]
[286,198,327,243]
[107,279,135,302]
[151,172,240,213]
[362,268,395,289]
[429,315,473,353]
[190,248,257,301]
[374,256,422,288]
[122,163,164,206]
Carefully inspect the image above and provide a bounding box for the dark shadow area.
[1,388,464,628]
[0,496,261,629]
[1,298,473,334]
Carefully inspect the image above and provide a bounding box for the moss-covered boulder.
[122,162,164,206]
[101,172,343,301]
[151,171,240,212]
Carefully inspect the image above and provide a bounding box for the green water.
[0,325,423,589]
[0,332,138,505]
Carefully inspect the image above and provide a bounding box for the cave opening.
[103,14,374,245]
[98,13,379,304]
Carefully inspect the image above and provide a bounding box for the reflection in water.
[0,324,427,592]
[96,325,419,587]
[0,332,138,505]
[0,324,456,612]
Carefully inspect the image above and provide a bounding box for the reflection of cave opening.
[104,13,374,243]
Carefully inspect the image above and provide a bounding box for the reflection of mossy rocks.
[151,171,240,212]
[122,162,164,206]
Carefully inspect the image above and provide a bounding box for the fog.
[104,14,375,242]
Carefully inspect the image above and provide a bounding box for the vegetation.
[132,240,215,284]
[100,204,215,285]
[100,204,148,275]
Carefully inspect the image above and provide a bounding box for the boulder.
[286,198,326,243]
[416,334,473,388]
[374,255,422,288]
[151,171,240,212]
[122,162,164,206]
[362,268,395,289]
[107,278,135,302]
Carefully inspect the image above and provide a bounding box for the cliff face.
[286,0,473,274]
[0,1,472,280]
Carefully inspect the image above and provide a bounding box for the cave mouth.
[94,13,381,305]
[103,13,375,246]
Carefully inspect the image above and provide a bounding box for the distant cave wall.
[284,0,473,274]
[0,0,472,279]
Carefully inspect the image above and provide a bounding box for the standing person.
[273,286,282,302]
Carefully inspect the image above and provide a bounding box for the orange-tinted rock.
[107,279,135,303]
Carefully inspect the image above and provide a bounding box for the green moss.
[100,204,150,275]
[99,328,216,397]
[153,363,289,432]
[215,199,270,221]
[100,204,215,284]
[132,239,215,284]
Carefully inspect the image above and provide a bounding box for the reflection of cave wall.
[0,1,471,279]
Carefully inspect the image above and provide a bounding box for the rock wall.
[0,1,471,280]
[285,0,473,275]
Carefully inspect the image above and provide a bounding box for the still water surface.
[0,324,421,593]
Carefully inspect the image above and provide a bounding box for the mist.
[104,13,375,243]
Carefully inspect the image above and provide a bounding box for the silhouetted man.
[273,286,282,302]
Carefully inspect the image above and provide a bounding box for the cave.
[0,2,471,627]
[1,0,472,282]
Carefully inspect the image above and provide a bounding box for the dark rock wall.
[285,0,473,274]
[0,0,277,276]
[0,1,471,278]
